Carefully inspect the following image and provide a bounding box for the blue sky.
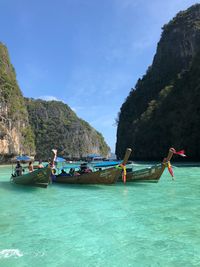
[0,0,198,152]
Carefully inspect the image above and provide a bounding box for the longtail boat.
[11,167,51,188]
[54,148,132,185]
[123,148,185,183]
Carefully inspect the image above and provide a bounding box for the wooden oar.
[119,148,132,183]
[165,148,175,162]
[121,148,132,165]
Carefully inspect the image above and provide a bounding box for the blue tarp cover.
[16,155,31,161]
[94,161,122,168]
[55,157,66,162]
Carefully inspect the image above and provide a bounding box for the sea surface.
[0,163,200,267]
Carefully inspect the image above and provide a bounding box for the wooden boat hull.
[11,167,51,188]
[121,148,176,183]
[55,148,132,185]
[55,167,122,184]
[125,163,164,183]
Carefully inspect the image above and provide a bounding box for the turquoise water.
[0,164,200,267]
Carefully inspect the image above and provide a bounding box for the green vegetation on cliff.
[116,4,200,160]
[0,43,35,156]
[0,43,109,161]
[25,98,110,160]
[0,44,27,119]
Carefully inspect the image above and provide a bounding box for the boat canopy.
[16,155,31,161]
[55,157,66,162]
[94,161,122,168]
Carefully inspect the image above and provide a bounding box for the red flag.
[173,150,186,157]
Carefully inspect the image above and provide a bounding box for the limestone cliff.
[116,4,200,160]
[25,98,110,159]
[0,43,110,162]
[0,43,35,160]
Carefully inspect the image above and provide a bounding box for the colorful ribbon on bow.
[166,149,186,179]
[167,161,174,179]
[116,164,127,183]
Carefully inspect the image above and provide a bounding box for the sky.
[0,0,199,152]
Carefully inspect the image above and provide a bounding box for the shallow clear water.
[0,164,200,267]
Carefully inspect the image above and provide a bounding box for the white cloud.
[70,105,85,113]
[71,107,76,112]
[39,95,61,101]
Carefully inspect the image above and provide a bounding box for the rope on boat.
[162,161,175,180]
[116,164,127,183]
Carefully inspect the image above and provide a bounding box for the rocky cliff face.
[0,43,35,160]
[25,98,110,159]
[0,43,110,162]
[116,4,200,160]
